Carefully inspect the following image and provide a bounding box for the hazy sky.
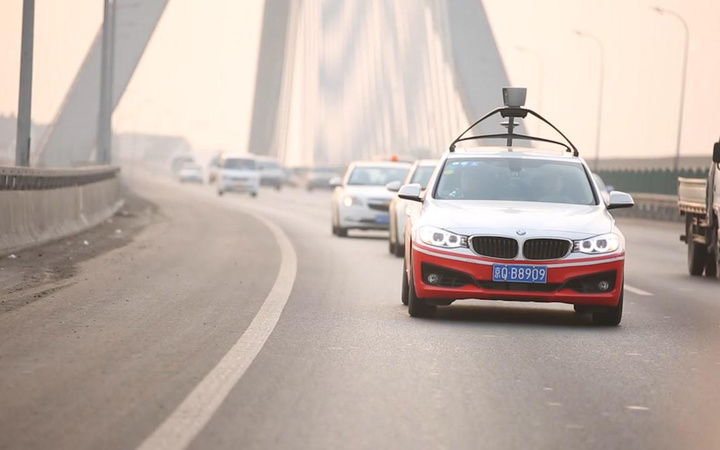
[1,0,718,161]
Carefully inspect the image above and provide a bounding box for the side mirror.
[329,177,342,188]
[713,141,720,164]
[607,191,634,210]
[386,181,401,192]
[398,183,423,202]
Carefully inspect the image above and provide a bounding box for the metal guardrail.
[611,192,682,222]
[0,165,120,191]
[595,167,708,196]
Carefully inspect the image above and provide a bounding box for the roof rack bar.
[449,91,579,157]
[455,133,572,153]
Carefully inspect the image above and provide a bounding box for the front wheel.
[401,262,409,306]
[592,288,623,326]
[407,261,436,318]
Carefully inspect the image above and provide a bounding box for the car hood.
[342,185,396,199]
[422,200,613,239]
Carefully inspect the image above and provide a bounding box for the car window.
[223,158,256,170]
[435,158,596,205]
[592,173,608,193]
[347,166,409,186]
[410,166,436,189]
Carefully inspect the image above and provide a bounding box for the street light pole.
[516,46,545,135]
[15,0,35,167]
[574,30,605,172]
[653,6,689,172]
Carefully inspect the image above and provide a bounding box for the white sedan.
[400,87,635,325]
[386,159,438,257]
[330,161,410,237]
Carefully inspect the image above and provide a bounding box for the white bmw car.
[387,159,438,257]
[331,161,411,237]
[400,88,634,325]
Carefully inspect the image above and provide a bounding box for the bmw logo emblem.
[516,230,527,236]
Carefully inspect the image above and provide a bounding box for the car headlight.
[573,233,620,254]
[418,226,468,249]
[342,196,363,207]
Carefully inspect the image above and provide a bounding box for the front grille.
[470,236,519,259]
[368,203,389,212]
[476,280,561,292]
[563,271,617,293]
[367,199,390,212]
[523,239,571,260]
[422,263,474,288]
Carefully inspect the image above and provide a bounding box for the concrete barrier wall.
[0,166,122,256]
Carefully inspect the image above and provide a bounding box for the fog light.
[427,273,440,285]
[598,281,610,291]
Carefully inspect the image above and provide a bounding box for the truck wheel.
[715,225,720,281]
[687,217,707,276]
[592,288,623,326]
[688,239,708,276]
[705,255,717,277]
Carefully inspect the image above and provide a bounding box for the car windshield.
[259,161,280,170]
[347,166,409,186]
[435,157,596,205]
[410,166,436,189]
[224,158,256,170]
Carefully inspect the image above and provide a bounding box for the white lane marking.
[137,210,297,450]
[626,405,650,411]
[625,284,653,296]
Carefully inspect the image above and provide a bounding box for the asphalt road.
[2,172,720,450]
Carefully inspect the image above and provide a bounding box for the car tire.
[592,288,623,326]
[401,262,409,306]
[407,259,436,318]
[389,239,396,255]
[275,184,282,191]
[251,191,258,198]
[573,305,590,314]
[394,242,404,258]
[217,189,224,197]
[337,227,348,238]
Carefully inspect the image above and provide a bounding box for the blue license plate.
[492,264,547,284]
[375,214,389,224]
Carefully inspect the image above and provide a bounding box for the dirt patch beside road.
[0,188,159,313]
